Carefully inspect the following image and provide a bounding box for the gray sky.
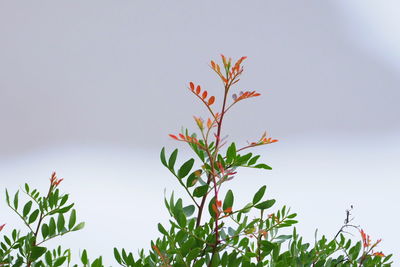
[1,1,399,156]
[0,0,399,265]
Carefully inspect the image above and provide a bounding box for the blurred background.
[0,0,399,265]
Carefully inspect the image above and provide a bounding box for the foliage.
[1,56,392,266]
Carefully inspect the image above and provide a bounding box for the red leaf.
[224,207,232,214]
[208,96,215,105]
[202,90,208,99]
[178,133,185,140]
[189,82,195,91]
[211,60,216,69]
[196,85,201,95]
[169,134,179,140]
[0,224,5,232]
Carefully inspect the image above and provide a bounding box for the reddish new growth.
[50,171,63,188]
[168,55,278,254]
[360,229,385,258]
[0,224,5,232]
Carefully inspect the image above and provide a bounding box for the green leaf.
[28,209,40,224]
[49,217,56,236]
[13,191,19,210]
[183,205,195,217]
[57,213,65,232]
[186,172,199,188]
[252,185,266,204]
[24,183,30,193]
[29,246,47,261]
[41,223,49,239]
[54,256,67,267]
[81,249,88,265]
[72,222,85,231]
[236,153,252,165]
[69,209,76,229]
[248,155,261,166]
[223,190,234,211]
[255,199,276,210]
[254,163,272,170]
[59,194,69,206]
[158,223,168,236]
[57,203,74,214]
[176,211,187,228]
[160,147,168,167]
[260,240,275,254]
[226,143,237,164]
[23,201,33,217]
[114,248,122,264]
[5,189,10,205]
[168,149,178,169]
[193,185,208,197]
[178,158,195,178]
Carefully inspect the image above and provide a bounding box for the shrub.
[0,56,392,266]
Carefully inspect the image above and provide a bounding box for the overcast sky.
[0,1,399,265]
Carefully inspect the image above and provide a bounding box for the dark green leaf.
[223,190,234,211]
[193,185,208,198]
[168,149,178,169]
[248,155,261,166]
[114,248,122,264]
[54,256,67,267]
[41,224,49,239]
[57,213,65,232]
[29,246,47,261]
[255,199,276,210]
[160,147,168,167]
[81,249,88,265]
[157,223,168,236]
[226,143,237,164]
[252,185,266,204]
[13,191,19,210]
[254,163,272,170]
[28,209,40,224]
[178,158,195,178]
[23,201,33,217]
[69,209,76,229]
